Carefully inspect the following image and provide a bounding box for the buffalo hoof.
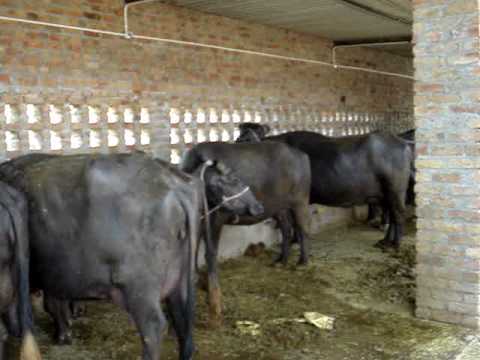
[297,258,308,266]
[374,239,398,252]
[374,239,389,250]
[56,332,73,345]
[272,254,288,266]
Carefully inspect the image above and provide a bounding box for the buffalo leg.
[3,302,20,337]
[375,188,405,250]
[366,204,377,223]
[389,193,406,249]
[44,295,72,345]
[70,301,86,319]
[166,283,195,360]
[205,216,224,325]
[0,321,7,360]
[381,206,390,230]
[126,288,166,360]
[293,204,311,265]
[273,212,293,265]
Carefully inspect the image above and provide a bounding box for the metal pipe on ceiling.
[0,2,414,80]
[124,0,160,37]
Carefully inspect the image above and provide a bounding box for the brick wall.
[0,0,413,161]
[414,0,480,328]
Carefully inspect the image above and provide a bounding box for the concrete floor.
[6,221,480,359]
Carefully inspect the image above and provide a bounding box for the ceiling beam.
[334,36,412,46]
[337,0,412,25]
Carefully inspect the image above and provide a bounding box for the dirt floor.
[6,221,480,359]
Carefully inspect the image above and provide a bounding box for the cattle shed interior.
[1,0,480,358]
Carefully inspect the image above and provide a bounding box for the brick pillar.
[414,0,480,327]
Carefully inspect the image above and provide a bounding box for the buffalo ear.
[216,161,232,175]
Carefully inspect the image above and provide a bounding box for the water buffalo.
[181,141,311,323]
[0,181,40,360]
[0,152,262,359]
[236,123,413,250]
[366,129,416,228]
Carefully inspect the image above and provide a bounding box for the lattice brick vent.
[0,103,152,160]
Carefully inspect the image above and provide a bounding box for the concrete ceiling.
[132,0,413,57]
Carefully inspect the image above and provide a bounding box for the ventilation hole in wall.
[71,132,82,149]
[196,109,206,123]
[140,129,150,145]
[49,105,62,124]
[209,128,219,141]
[4,104,17,124]
[26,104,40,124]
[221,110,230,123]
[124,129,136,146]
[232,110,241,123]
[244,111,252,123]
[170,149,181,164]
[5,131,19,151]
[88,106,100,124]
[170,128,180,145]
[184,110,192,124]
[140,108,150,124]
[254,111,261,123]
[197,129,207,143]
[273,112,279,123]
[209,108,218,123]
[50,131,62,150]
[28,130,42,150]
[183,129,193,144]
[221,129,230,141]
[89,130,101,148]
[170,108,180,124]
[124,108,134,123]
[233,128,240,140]
[68,104,81,123]
[107,107,119,123]
[108,130,120,147]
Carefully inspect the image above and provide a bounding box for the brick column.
[414,0,480,327]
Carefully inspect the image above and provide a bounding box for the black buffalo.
[0,152,262,359]
[181,141,311,323]
[236,123,413,250]
[366,129,416,228]
[0,181,40,360]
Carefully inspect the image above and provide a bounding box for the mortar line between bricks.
[0,14,414,81]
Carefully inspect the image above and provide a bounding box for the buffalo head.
[236,123,270,143]
[201,160,264,217]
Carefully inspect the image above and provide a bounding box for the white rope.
[203,186,252,218]
[0,10,414,80]
[199,160,252,218]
